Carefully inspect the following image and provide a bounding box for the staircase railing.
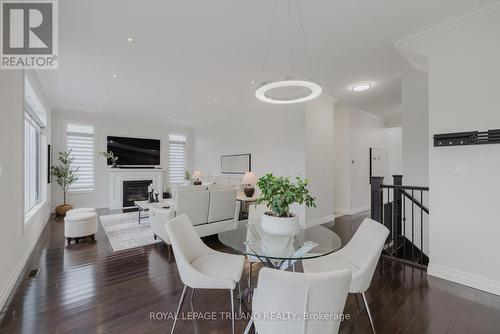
[370,175,429,268]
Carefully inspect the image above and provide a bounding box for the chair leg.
[354,293,361,310]
[230,289,235,334]
[361,292,376,334]
[248,262,253,288]
[244,318,254,334]
[190,288,195,303]
[171,285,188,334]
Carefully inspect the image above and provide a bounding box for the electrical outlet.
[455,165,468,176]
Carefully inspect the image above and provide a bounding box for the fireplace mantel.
[107,168,165,209]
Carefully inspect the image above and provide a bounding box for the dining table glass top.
[218,218,342,261]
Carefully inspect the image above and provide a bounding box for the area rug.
[99,212,161,251]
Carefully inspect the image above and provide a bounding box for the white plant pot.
[261,212,299,236]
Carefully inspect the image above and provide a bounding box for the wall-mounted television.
[107,136,161,166]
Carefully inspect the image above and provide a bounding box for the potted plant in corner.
[257,173,316,235]
[51,150,79,218]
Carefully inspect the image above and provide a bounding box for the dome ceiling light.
[255,0,322,104]
[352,81,373,92]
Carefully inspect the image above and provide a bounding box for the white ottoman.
[64,211,98,244]
[66,208,96,216]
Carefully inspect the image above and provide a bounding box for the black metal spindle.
[411,190,415,272]
[403,195,406,260]
[391,187,395,252]
[420,190,424,265]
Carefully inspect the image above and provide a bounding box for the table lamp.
[192,170,202,185]
[241,172,257,197]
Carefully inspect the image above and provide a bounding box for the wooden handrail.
[401,189,429,214]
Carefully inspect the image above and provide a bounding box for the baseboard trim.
[428,263,500,296]
[305,214,336,228]
[0,208,51,310]
[349,206,370,215]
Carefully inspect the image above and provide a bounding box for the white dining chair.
[165,214,245,334]
[302,218,389,334]
[245,268,352,334]
[246,203,268,287]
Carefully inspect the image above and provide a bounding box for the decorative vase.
[244,185,255,197]
[56,204,73,216]
[261,212,299,236]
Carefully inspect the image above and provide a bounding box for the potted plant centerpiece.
[51,151,79,218]
[257,173,316,235]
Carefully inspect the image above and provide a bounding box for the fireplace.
[123,180,152,208]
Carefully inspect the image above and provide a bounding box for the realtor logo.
[1,0,58,69]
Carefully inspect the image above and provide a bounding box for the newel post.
[370,176,384,223]
[393,175,403,236]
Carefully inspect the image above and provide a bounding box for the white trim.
[393,2,500,72]
[394,2,500,47]
[334,208,349,216]
[304,214,336,228]
[0,206,50,310]
[349,206,370,215]
[428,263,500,296]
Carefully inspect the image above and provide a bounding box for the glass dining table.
[218,218,342,270]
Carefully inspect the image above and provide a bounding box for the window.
[66,123,95,192]
[169,134,186,185]
[24,114,41,213]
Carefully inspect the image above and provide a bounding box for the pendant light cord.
[261,0,278,75]
[296,0,311,75]
[288,0,293,74]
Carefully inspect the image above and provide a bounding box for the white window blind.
[66,123,95,192]
[24,114,41,213]
[169,134,186,185]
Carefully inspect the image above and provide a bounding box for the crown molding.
[394,2,500,48]
[394,2,500,72]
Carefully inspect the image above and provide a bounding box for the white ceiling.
[45,0,496,127]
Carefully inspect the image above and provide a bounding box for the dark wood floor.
[1,211,499,334]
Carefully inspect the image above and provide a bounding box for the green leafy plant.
[51,151,79,205]
[99,151,119,166]
[257,173,316,217]
[184,170,192,181]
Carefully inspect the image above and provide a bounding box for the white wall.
[51,110,193,209]
[334,106,402,215]
[402,69,429,186]
[193,105,307,222]
[333,108,351,215]
[0,71,52,309]
[398,8,500,295]
[304,97,335,226]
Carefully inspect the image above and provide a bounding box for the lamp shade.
[241,172,257,185]
[192,170,202,180]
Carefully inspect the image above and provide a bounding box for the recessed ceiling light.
[127,37,134,43]
[112,74,117,78]
[352,82,373,92]
[104,95,109,99]
[251,80,255,85]
[214,98,218,103]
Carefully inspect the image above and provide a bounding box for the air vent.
[26,269,39,279]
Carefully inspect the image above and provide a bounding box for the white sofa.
[150,185,240,244]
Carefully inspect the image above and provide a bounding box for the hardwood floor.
[1,211,499,334]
